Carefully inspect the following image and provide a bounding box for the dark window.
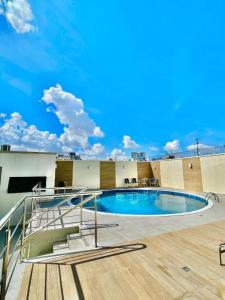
[7,176,46,193]
[0,167,2,185]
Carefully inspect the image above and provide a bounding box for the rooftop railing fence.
[152,145,225,161]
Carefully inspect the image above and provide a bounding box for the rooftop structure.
[131,152,146,161]
[1,151,225,299]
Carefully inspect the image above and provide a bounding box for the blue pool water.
[71,190,207,215]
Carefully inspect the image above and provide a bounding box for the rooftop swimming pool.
[71,189,211,216]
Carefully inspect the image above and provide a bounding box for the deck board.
[18,220,225,300]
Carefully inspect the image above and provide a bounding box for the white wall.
[115,161,138,187]
[201,155,225,193]
[0,152,56,219]
[73,160,100,189]
[160,159,184,189]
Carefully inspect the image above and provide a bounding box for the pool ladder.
[205,192,219,203]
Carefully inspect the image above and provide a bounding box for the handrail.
[0,184,95,300]
[205,192,219,202]
[24,191,102,242]
[32,185,88,193]
[25,190,95,225]
[0,186,87,230]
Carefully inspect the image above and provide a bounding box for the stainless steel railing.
[23,191,101,247]
[0,185,96,300]
[205,192,219,203]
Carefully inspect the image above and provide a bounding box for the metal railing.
[23,191,101,246]
[152,145,225,161]
[0,185,98,300]
[205,192,219,203]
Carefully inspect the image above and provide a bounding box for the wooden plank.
[17,264,33,300]
[29,264,45,300]
[60,265,79,300]
[100,161,116,189]
[46,264,63,300]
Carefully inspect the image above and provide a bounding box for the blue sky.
[0,0,225,159]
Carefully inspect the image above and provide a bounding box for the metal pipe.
[80,195,83,226]
[24,192,101,241]
[25,191,100,225]
[20,199,27,261]
[0,227,11,300]
[94,196,98,248]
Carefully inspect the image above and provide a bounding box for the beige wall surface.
[115,161,138,187]
[150,161,161,185]
[73,160,100,189]
[201,155,225,193]
[183,157,203,193]
[160,159,184,189]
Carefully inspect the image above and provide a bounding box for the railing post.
[0,226,11,300]
[20,199,27,261]
[80,195,83,226]
[94,196,98,248]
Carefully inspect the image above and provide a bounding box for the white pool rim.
[69,188,214,217]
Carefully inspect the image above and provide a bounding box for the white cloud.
[81,143,105,159]
[110,148,128,161]
[0,112,61,152]
[164,139,180,153]
[0,113,7,118]
[187,143,211,151]
[0,85,105,153]
[149,146,159,152]
[93,126,104,138]
[42,84,104,150]
[122,135,139,149]
[0,0,35,33]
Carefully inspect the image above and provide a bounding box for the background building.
[131,152,146,161]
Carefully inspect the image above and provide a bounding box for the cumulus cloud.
[164,139,180,153]
[0,85,105,154]
[110,148,128,161]
[0,0,35,33]
[122,135,139,149]
[93,126,104,138]
[81,143,105,159]
[0,113,7,118]
[187,143,211,151]
[0,112,61,152]
[42,84,104,150]
[149,146,159,152]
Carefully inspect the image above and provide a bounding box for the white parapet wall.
[160,159,184,189]
[200,154,225,194]
[73,160,100,189]
[115,161,138,187]
[0,151,56,220]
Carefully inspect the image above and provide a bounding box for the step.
[67,232,81,240]
[68,236,88,252]
[53,240,69,254]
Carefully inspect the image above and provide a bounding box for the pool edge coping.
[69,188,214,218]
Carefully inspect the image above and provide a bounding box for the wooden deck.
[18,220,225,300]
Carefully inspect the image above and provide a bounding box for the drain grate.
[182,266,191,272]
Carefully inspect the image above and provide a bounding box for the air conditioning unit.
[1,144,11,152]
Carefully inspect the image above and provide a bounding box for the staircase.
[53,223,96,255]
[0,185,102,299]
[20,187,102,259]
